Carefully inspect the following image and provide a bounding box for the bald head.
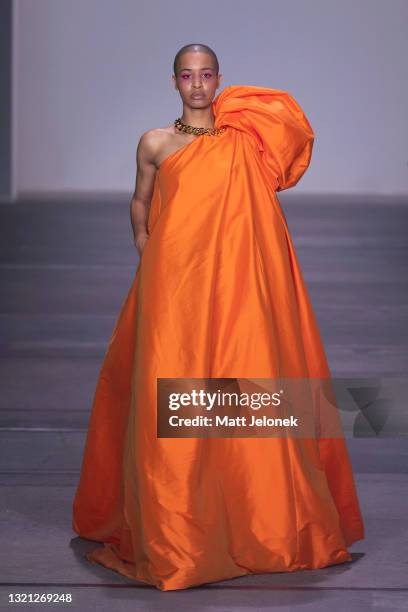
[173,43,219,76]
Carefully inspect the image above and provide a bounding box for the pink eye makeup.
[179,72,214,79]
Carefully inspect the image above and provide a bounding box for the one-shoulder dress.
[72,84,365,591]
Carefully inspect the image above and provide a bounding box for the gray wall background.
[13,0,408,196]
[0,1,13,201]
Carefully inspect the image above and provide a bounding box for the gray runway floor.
[1,193,407,611]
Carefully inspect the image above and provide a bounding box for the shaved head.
[173,43,219,76]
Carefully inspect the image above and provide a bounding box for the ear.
[171,74,178,90]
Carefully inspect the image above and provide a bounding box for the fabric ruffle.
[213,84,314,191]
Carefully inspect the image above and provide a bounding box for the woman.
[72,43,365,591]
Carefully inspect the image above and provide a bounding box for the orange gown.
[72,85,365,591]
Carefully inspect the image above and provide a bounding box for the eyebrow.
[179,67,214,71]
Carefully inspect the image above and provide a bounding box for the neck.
[180,107,216,129]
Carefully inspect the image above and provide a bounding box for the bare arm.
[130,130,160,256]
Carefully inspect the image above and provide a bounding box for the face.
[172,51,222,107]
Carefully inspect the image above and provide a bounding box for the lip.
[191,94,205,99]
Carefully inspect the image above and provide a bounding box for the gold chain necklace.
[174,117,227,136]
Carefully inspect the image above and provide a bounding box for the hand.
[134,232,149,257]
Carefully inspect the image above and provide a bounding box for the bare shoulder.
[137,126,174,160]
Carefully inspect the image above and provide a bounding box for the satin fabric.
[72,85,365,591]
